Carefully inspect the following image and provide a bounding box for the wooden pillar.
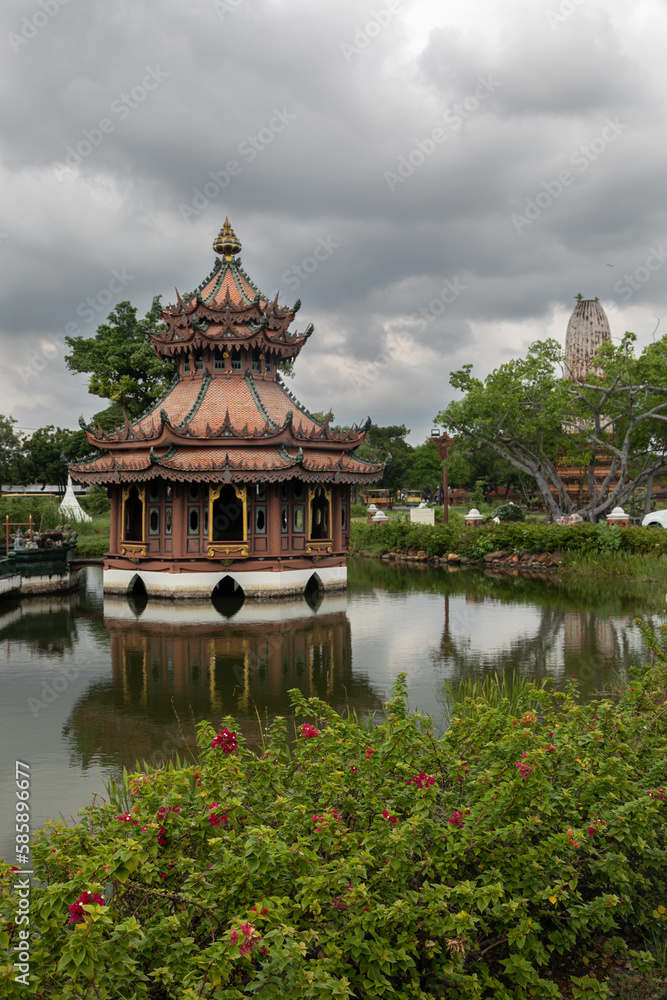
[110,485,121,553]
[172,485,186,560]
[332,485,342,551]
[266,483,282,560]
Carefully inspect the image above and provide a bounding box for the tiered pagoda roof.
[70,220,384,486]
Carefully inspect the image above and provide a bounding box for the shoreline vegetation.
[1,655,666,998]
[349,519,667,585]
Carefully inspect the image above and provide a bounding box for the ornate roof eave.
[71,465,384,486]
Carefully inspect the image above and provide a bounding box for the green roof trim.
[245,371,277,429]
[275,373,324,427]
[180,370,211,428]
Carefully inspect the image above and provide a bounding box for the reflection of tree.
[436,592,565,687]
[434,589,643,701]
[63,608,383,770]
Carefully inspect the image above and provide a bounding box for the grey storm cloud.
[1,0,667,442]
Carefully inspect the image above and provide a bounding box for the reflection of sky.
[0,574,110,866]
[348,588,651,719]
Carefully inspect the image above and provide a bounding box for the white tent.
[58,476,92,523]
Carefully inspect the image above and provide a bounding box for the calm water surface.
[0,559,660,862]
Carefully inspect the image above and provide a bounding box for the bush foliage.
[2,632,667,998]
[350,518,667,560]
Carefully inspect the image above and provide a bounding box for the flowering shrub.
[210,727,237,752]
[1,649,666,998]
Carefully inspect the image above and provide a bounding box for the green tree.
[0,414,23,494]
[14,426,73,491]
[65,299,176,418]
[437,336,667,521]
[355,424,414,492]
[409,440,443,495]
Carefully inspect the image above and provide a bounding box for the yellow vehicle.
[400,489,423,507]
[361,489,394,509]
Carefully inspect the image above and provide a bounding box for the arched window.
[212,484,245,541]
[309,485,330,540]
[123,486,144,541]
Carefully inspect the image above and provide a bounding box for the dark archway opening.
[126,574,148,615]
[310,486,330,540]
[212,485,244,541]
[124,486,144,541]
[304,572,324,611]
[211,575,245,618]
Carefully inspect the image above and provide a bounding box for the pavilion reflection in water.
[63,593,381,769]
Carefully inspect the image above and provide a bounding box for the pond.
[0,558,661,863]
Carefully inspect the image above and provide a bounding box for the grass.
[71,515,110,558]
[561,549,667,584]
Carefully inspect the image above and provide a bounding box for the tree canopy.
[437,334,667,521]
[64,299,176,419]
[0,415,22,494]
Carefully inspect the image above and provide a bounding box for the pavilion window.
[292,481,304,501]
[194,349,204,371]
[212,484,245,541]
[255,483,266,501]
[184,356,191,373]
[188,483,200,502]
[251,347,261,372]
[293,505,305,533]
[280,483,288,501]
[310,485,330,540]
[165,485,173,501]
[165,507,173,535]
[265,353,272,372]
[213,347,226,370]
[149,481,160,502]
[231,348,242,370]
[188,508,200,535]
[255,506,266,534]
[281,506,289,533]
[123,486,144,542]
[341,504,347,531]
[148,507,160,535]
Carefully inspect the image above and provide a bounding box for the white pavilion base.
[103,565,347,600]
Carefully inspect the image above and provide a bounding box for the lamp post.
[430,429,453,525]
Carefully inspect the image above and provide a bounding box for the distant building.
[558,298,615,504]
[564,298,611,381]
[70,220,384,600]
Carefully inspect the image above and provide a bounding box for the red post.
[430,431,453,526]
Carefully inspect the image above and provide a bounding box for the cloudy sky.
[2,0,667,444]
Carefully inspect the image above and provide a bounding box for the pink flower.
[365,749,374,759]
[299,723,320,738]
[116,812,139,825]
[350,766,358,773]
[448,810,466,828]
[407,771,436,789]
[211,728,238,752]
[157,825,167,847]
[381,809,397,825]
[207,802,228,827]
[68,891,104,923]
[230,930,238,943]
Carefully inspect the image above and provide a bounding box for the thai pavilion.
[70,220,384,600]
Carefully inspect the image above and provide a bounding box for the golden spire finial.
[213,217,242,260]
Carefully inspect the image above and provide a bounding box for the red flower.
[448,810,466,828]
[299,723,320,738]
[68,890,104,923]
[381,809,397,825]
[207,803,227,827]
[407,771,436,789]
[365,749,374,759]
[211,728,238,752]
[157,825,167,847]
